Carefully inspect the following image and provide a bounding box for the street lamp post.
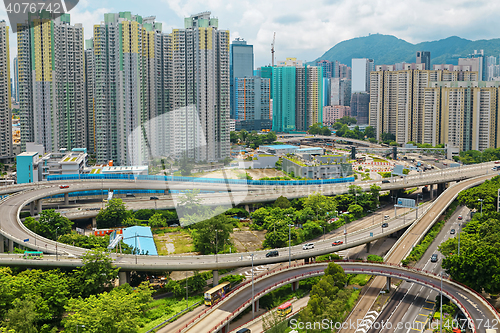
[478,199,483,215]
[440,271,443,333]
[55,227,59,261]
[186,271,188,310]
[458,223,461,256]
[288,224,293,267]
[250,253,255,319]
[323,225,326,241]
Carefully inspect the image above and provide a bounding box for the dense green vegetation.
[453,147,500,164]
[316,33,498,69]
[298,262,354,332]
[438,176,500,294]
[230,130,277,148]
[251,186,380,249]
[308,123,331,136]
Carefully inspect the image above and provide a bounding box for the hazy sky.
[2,0,500,68]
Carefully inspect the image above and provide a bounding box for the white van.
[384,215,390,220]
[302,243,314,250]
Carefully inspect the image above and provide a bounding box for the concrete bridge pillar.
[386,277,391,291]
[305,257,310,264]
[291,281,299,291]
[118,271,130,285]
[64,193,69,205]
[219,322,230,333]
[0,234,4,253]
[92,217,97,229]
[430,184,434,199]
[213,270,219,286]
[36,200,42,213]
[244,205,250,213]
[366,242,371,253]
[30,202,35,216]
[253,298,259,312]
[8,239,13,253]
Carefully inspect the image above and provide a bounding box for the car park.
[382,223,388,228]
[266,250,279,257]
[332,240,343,246]
[59,185,69,189]
[302,243,314,250]
[431,254,438,262]
[450,229,456,234]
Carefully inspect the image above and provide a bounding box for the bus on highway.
[277,301,292,316]
[22,251,43,260]
[204,281,231,306]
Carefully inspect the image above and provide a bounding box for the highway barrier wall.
[47,174,355,186]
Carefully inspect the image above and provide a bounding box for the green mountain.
[315,34,500,66]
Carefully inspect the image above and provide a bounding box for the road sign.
[370,232,373,237]
[396,198,415,208]
[23,238,29,242]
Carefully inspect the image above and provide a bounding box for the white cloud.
[2,0,500,69]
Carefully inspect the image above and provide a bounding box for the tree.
[238,129,249,145]
[189,271,206,293]
[148,213,167,227]
[191,215,233,255]
[134,209,155,221]
[320,126,332,136]
[63,282,153,333]
[265,131,277,143]
[370,184,381,206]
[308,123,322,135]
[72,248,120,298]
[347,204,363,218]
[364,126,375,138]
[262,309,288,333]
[273,196,291,209]
[179,152,193,176]
[367,254,383,262]
[230,131,239,144]
[5,296,39,333]
[337,116,357,125]
[24,210,73,241]
[96,198,128,228]
[303,193,336,220]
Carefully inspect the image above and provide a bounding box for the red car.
[59,185,69,189]
[332,240,343,246]
[495,161,500,164]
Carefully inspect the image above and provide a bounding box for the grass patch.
[405,187,418,195]
[154,230,194,255]
[347,274,371,287]
[138,295,204,333]
[372,158,387,162]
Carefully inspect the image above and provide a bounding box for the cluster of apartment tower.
[2,13,500,166]
[7,11,231,165]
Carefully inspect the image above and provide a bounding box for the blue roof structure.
[122,226,158,256]
[261,144,297,149]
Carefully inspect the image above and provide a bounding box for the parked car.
[169,223,180,227]
[126,193,135,197]
[302,243,314,250]
[332,240,343,246]
[384,215,390,220]
[382,223,389,228]
[236,329,251,333]
[382,180,390,184]
[59,185,69,189]
[458,215,463,220]
[450,229,456,234]
[266,250,279,258]
[150,196,159,200]
[431,254,438,262]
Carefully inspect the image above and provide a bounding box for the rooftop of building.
[17,152,38,157]
[261,144,297,149]
[101,166,149,172]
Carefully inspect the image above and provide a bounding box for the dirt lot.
[246,168,288,180]
[231,226,266,252]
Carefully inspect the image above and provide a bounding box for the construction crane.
[271,32,276,66]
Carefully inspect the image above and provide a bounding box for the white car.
[302,243,314,250]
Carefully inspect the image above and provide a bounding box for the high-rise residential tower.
[18,12,85,152]
[92,12,170,165]
[416,51,431,70]
[0,21,12,161]
[84,39,95,154]
[13,56,18,103]
[169,12,230,162]
[230,38,254,119]
[351,58,374,93]
[234,77,271,131]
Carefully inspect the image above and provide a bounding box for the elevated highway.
[0,168,494,273]
[177,262,500,333]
